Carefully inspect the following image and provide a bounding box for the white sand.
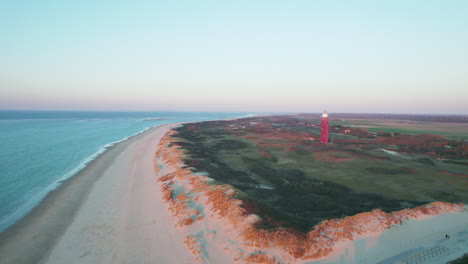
[311,208,468,264]
[42,124,194,264]
[0,124,195,264]
[1,122,466,264]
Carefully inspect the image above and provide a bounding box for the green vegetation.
[329,119,468,140]
[447,254,468,264]
[173,117,468,233]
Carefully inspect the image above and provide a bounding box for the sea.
[0,110,250,232]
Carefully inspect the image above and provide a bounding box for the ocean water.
[0,110,248,231]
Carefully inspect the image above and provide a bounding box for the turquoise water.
[0,111,248,231]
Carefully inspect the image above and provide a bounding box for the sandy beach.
[0,123,195,264]
[0,122,467,264]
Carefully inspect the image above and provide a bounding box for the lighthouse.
[320,111,329,144]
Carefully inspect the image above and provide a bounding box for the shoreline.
[0,125,156,232]
[0,113,251,233]
[0,123,193,264]
[1,117,466,264]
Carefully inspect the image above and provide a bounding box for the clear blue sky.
[1,0,467,113]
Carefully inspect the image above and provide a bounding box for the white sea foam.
[0,112,249,232]
[0,126,156,232]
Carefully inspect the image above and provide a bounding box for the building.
[320,111,328,144]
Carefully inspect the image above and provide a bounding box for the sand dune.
[154,128,468,264]
[1,123,466,264]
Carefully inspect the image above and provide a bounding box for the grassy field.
[172,117,468,232]
[328,119,468,140]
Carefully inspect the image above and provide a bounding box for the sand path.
[311,209,468,264]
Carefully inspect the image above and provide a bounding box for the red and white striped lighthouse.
[320,111,329,144]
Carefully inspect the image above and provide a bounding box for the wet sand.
[0,123,193,264]
[1,121,466,264]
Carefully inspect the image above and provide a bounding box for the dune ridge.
[154,129,464,264]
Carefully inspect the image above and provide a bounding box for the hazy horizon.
[1,1,467,114]
[2,109,467,117]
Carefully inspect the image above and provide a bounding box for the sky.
[1,0,467,114]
